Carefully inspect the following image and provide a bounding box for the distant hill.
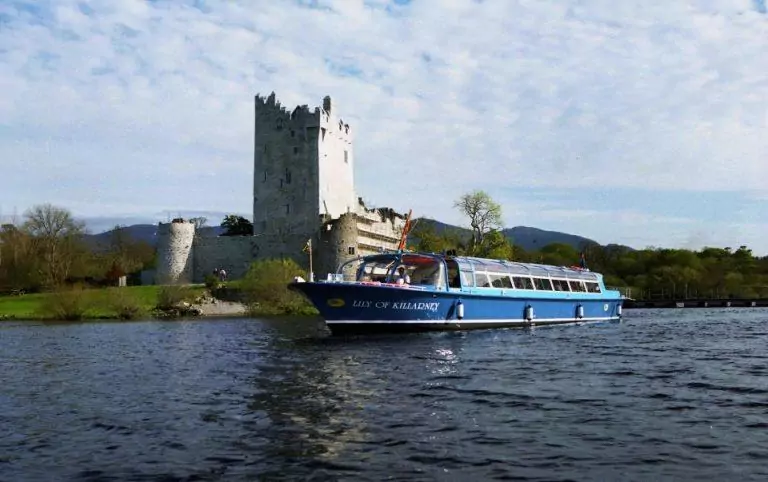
[502,226,598,251]
[84,223,225,248]
[83,219,624,253]
[412,218,602,252]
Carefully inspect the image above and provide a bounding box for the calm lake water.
[2,309,768,481]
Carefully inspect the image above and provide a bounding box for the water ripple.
[3,309,768,480]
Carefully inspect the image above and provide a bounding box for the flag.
[302,238,312,253]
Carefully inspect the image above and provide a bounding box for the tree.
[454,190,503,254]
[221,215,253,236]
[104,224,155,278]
[190,217,208,229]
[0,223,38,291]
[407,218,468,254]
[22,204,87,287]
[475,230,513,260]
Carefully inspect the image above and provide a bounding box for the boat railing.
[607,286,633,299]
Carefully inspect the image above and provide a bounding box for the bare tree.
[23,204,86,287]
[190,217,208,229]
[454,190,503,254]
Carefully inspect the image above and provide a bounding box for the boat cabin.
[337,253,605,294]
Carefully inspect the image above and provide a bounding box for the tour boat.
[289,250,624,335]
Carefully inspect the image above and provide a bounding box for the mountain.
[411,218,602,252]
[83,223,225,249]
[83,219,618,253]
[502,226,598,251]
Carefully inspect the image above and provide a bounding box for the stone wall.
[317,96,356,219]
[253,93,322,243]
[155,220,195,284]
[192,235,258,283]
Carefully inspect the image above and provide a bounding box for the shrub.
[204,274,222,291]
[240,258,316,315]
[103,287,145,320]
[156,284,191,310]
[38,285,91,320]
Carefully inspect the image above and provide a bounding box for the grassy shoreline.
[0,285,206,321]
[0,284,319,321]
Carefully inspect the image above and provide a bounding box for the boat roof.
[452,256,599,281]
[360,251,601,281]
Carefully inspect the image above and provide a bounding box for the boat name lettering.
[352,300,440,312]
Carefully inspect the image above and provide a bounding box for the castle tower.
[250,91,405,277]
[155,219,195,284]
[252,92,356,239]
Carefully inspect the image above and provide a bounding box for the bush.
[38,285,91,320]
[204,274,222,291]
[240,258,316,315]
[103,287,145,320]
[156,284,191,310]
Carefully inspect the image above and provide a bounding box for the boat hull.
[290,282,623,335]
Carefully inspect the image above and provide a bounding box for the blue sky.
[1,0,767,253]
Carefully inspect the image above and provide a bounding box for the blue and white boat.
[289,251,624,335]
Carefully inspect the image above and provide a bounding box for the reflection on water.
[3,310,768,480]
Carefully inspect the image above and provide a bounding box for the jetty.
[624,298,768,309]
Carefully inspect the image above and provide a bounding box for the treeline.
[5,200,767,301]
[0,204,155,294]
[408,191,768,300]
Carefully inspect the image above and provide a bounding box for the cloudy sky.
[1,0,766,253]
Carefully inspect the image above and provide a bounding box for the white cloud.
[0,0,767,251]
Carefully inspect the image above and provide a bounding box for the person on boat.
[394,266,411,285]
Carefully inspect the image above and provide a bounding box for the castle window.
[344,150,348,163]
[348,246,356,255]
[263,170,267,182]
[293,146,298,155]
[285,169,292,184]
[280,179,283,188]
[276,119,283,130]
[285,204,290,214]
[321,127,326,141]
[290,130,295,137]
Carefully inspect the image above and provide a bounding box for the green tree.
[454,190,503,255]
[407,219,467,254]
[475,230,513,260]
[221,215,253,236]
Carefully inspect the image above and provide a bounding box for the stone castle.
[153,93,408,284]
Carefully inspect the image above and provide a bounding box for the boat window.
[569,280,586,292]
[356,256,396,282]
[398,254,446,288]
[489,273,513,288]
[512,276,534,290]
[585,282,601,293]
[475,272,491,288]
[460,271,475,287]
[533,277,553,291]
[551,279,571,291]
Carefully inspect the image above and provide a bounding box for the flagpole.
[308,237,314,282]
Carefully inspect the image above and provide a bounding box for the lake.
[2,309,768,481]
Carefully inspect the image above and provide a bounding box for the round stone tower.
[155,219,195,284]
[318,212,359,280]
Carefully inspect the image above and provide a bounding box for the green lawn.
[0,285,206,320]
